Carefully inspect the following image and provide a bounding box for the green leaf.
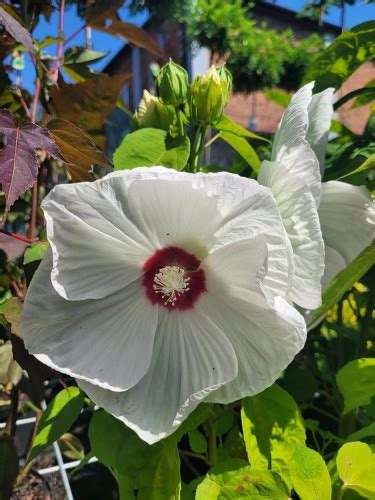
[333,83,375,111]
[137,443,181,499]
[188,429,207,454]
[336,442,375,498]
[309,243,375,327]
[23,241,48,265]
[172,403,212,443]
[264,88,291,108]
[289,445,331,500]
[351,79,375,108]
[303,21,375,92]
[58,432,85,460]
[64,47,108,65]
[0,340,22,386]
[0,434,19,500]
[346,422,375,443]
[220,131,261,172]
[196,466,290,499]
[338,154,375,180]
[241,384,305,471]
[113,128,190,171]
[62,64,102,83]
[38,36,61,49]
[337,358,375,414]
[214,115,268,142]
[89,410,181,499]
[0,297,22,335]
[28,387,84,463]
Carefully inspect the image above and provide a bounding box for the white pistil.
[153,266,190,306]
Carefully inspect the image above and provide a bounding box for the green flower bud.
[217,64,232,102]
[133,90,176,131]
[156,59,189,106]
[189,66,228,126]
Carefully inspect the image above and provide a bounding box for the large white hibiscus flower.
[21,168,306,444]
[259,82,374,307]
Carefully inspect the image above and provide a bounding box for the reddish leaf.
[85,0,124,24]
[91,19,165,59]
[48,74,131,134]
[47,118,111,181]
[0,2,34,53]
[0,110,63,211]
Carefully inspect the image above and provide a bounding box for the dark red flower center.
[143,246,206,311]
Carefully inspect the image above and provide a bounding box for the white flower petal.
[212,182,294,299]
[203,237,268,298]
[306,88,335,174]
[21,251,158,392]
[79,307,238,444]
[199,291,306,404]
[322,246,347,290]
[126,178,222,254]
[319,181,375,286]
[43,178,154,300]
[258,160,324,309]
[272,82,314,160]
[271,82,321,205]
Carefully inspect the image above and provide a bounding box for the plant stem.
[307,404,340,423]
[188,126,200,172]
[15,88,32,120]
[179,449,209,463]
[204,132,221,149]
[4,386,19,438]
[64,23,86,46]
[208,417,218,467]
[53,0,66,82]
[27,77,42,240]
[337,484,348,500]
[356,285,375,358]
[0,229,36,243]
[194,126,207,171]
[11,281,24,301]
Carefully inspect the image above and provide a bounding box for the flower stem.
[194,126,207,172]
[187,126,208,172]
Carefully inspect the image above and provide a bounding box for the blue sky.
[269,0,374,26]
[12,0,375,91]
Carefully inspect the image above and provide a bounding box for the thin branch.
[64,23,86,46]
[307,404,340,423]
[27,78,42,240]
[0,228,36,243]
[11,281,24,301]
[179,449,208,463]
[14,88,32,119]
[4,386,19,438]
[204,132,221,149]
[52,0,66,82]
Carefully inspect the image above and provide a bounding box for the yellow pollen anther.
[153,266,190,306]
